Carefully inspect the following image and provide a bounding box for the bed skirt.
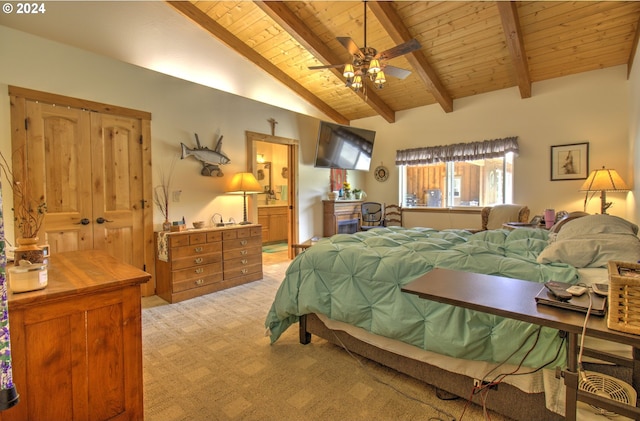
[299,313,563,421]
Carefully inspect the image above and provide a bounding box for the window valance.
[395,136,519,165]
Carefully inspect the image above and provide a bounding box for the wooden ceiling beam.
[255,1,396,123]
[369,1,453,113]
[497,1,532,98]
[166,1,350,125]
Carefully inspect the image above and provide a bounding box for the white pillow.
[537,215,640,268]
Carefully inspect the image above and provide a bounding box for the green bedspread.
[265,227,579,367]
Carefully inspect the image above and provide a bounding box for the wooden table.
[2,250,150,421]
[401,268,640,421]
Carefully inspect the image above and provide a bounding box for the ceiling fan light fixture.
[368,59,381,74]
[351,74,363,90]
[374,70,386,87]
[343,63,355,78]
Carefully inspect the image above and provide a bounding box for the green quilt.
[265,227,579,367]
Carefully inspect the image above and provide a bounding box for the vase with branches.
[0,151,47,240]
[153,158,177,231]
[0,151,48,265]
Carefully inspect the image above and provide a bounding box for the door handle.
[96,217,113,224]
[75,218,91,225]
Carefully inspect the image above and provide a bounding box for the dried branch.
[0,151,47,239]
[153,157,177,221]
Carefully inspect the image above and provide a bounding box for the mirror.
[257,162,273,197]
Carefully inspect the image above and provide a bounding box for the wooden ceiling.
[168,1,640,125]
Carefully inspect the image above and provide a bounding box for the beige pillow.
[537,215,640,268]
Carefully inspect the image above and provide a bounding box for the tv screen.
[314,121,376,171]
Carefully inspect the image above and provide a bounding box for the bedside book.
[535,283,607,316]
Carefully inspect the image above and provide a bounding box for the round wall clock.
[374,165,389,182]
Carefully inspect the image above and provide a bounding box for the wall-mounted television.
[314,121,376,171]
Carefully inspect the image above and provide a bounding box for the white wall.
[0,25,340,243]
[628,44,640,225]
[356,66,632,227]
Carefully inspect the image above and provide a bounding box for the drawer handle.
[241,259,248,264]
[240,250,248,255]
[240,240,248,246]
[194,257,204,264]
[195,279,204,285]
[194,246,203,253]
[241,269,248,274]
[195,268,204,274]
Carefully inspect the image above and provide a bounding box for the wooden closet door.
[11,87,155,296]
[90,113,145,268]
[20,101,145,271]
[24,101,94,252]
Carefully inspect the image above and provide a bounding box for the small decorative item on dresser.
[607,260,640,335]
[192,221,205,229]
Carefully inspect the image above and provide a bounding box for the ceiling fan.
[308,1,421,91]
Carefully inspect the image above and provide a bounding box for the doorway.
[245,131,298,260]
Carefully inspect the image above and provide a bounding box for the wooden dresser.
[1,250,150,421]
[155,224,263,303]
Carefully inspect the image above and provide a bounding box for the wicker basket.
[607,261,640,335]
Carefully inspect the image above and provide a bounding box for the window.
[396,137,517,208]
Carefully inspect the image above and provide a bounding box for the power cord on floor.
[329,330,457,421]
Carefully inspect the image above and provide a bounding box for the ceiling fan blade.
[378,38,421,61]
[308,63,347,70]
[382,65,412,80]
[337,37,365,59]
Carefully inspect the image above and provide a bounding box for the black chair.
[361,202,383,230]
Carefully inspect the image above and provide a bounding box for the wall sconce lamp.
[579,166,630,214]
[226,172,262,224]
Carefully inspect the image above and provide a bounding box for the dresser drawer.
[223,262,262,280]
[224,236,262,251]
[171,252,222,270]
[171,262,222,283]
[223,245,261,260]
[171,242,222,260]
[222,226,261,240]
[172,273,224,293]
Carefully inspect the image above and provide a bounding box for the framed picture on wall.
[330,168,346,191]
[550,142,589,181]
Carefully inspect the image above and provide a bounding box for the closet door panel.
[91,113,144,268]
[25,101,94,253]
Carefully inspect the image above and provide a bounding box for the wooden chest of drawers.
[155,224,262,303]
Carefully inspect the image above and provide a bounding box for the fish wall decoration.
[180,133,230,177]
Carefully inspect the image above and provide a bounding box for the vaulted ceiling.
[168,1,640,125]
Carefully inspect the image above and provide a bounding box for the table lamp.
[226,172,263,224]
[579,167,629,214]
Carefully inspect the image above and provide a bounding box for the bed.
[265,214,640,420]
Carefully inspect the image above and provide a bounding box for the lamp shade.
[226,172,262,194]
[579,167,630,214]
[579,167,629,192]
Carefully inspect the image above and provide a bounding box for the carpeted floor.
[142,252,511,421]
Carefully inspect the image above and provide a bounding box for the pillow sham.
[537,215,640,268]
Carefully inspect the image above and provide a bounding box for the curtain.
[396,136,518,165]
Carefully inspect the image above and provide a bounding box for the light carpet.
[142,257,511,421]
